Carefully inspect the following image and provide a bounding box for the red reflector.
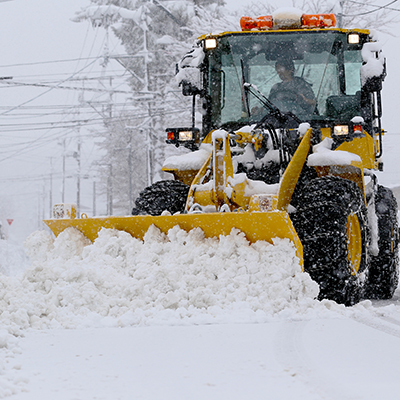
[302,14,336,28]
[240,16,273,31]
[167,131,175,140]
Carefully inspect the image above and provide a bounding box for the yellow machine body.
[44,129,314,267]
[44,19,384,284]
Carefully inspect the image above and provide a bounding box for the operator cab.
[173,11,385,154]
[204,28,381,136]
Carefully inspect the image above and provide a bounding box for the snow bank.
[0,240,30,277]
[0,227,321,336]
[0,226,397,396]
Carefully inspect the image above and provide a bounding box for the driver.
[269,58,316,115]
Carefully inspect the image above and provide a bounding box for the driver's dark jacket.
[269,77,316,114]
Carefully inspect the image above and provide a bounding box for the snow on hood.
[163,144,212,170]
[307,138,361,167]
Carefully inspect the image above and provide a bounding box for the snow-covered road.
[1,228,400,399]
[8,309,400,400]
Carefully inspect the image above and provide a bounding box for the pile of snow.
[0,240,30,277]
[308,137,361,166]
[0,227,320,337]
[163,144,211,171]
[0,225,397,397]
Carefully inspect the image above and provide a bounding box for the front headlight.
[166,127,200,150]
[204,38,217,50]
[178,130,193,141]
[333,125,349,136]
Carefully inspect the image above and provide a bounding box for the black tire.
[292,176,369,306]
[132,180,190,216]
[364,186,399,299]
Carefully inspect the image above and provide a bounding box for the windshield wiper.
[240,59,251,120]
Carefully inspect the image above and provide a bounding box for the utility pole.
[62,139,66,203]
[337,0,344,28]
[75,137,81,217]
[128,136,133,213]
[49,157,53,218]
[107,164,113,215]
[93,181,96,216]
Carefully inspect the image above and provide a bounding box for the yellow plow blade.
[44,211,303,268]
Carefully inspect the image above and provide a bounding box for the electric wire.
[344,0,400,16]
[0,58,100,116]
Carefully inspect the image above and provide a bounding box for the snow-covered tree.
[73,0,237,214]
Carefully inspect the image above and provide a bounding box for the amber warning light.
[240,13,336,31]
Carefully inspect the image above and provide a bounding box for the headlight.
[333,125,349,136]
[348,33,360,44]
[204,38,217,50]
[166,127,200,150]
[178,130,193,141]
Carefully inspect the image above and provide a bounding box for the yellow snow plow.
[45,128,313,268]
[45,9,399,306]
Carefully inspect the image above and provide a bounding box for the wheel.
[132,180,190,216]
[292,176,369,306]
[364,185,399,299]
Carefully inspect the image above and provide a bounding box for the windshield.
[207,31,364,128]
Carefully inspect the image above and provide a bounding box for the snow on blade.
[0,227,320,334]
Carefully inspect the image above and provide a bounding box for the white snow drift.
[1,227,319,336]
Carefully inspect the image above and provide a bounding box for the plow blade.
[44,211,303,267]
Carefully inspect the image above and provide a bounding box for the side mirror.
[361,54,386,93]
[180,80,202,96]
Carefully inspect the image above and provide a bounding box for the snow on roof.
[272,7,304,20]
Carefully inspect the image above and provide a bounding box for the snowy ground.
[1,227,400,399]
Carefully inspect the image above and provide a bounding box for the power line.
[1,80,132,94]
[344,0,400,16]
[0,55,129,69]
[0,58,99,116]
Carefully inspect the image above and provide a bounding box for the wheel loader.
[44,9,399,306]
